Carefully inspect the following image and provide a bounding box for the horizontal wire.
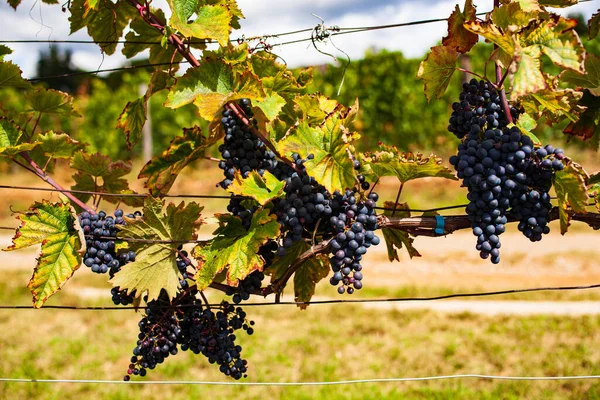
[0,283,598,309]
[1,374,600,385]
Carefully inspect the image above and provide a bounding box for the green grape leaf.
[0,61,33,90]
[293,94,339,124]
[139,126,216,196]
[511,49,547,100]
[563,90,600,151]
[71,152,143,207]
[292,245,330,309]
[123,8,184,67]
[498,0,542,12]
[588,172,600,212]
[463,20,516,61]
[116,98,147,150]
[362,144,457,184]
[524,88,583,124]
[192,209,280,289]
[83,0,99,14]
[0,45,13,61]
[168,1,232,46]
[4,201,83,308]
[69,0,135,55]
[589,10,600,40]
[164,57,265,120]
[254,92,286,121]
[417,45,459,102]
[562,55,600,96]
[380,202,421,261]
[554,160,590,234]
[227,170,285,205]
[111,198,203,301]
[38,131,86,159]
[520,16,584,73]
[442,0,478,53]
[24,88,81,117]
[0,117,39,157]
[278,102,359,193]
[513,114,542,145]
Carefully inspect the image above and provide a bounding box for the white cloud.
[1,0,598,77]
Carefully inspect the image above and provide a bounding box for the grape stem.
[493,0,513,125]
[17,152,93,212]
[391,182,404,217]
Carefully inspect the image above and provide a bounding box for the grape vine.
[1,0,599,384]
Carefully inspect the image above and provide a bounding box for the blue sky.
[1,0,598,78]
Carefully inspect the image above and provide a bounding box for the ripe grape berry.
[449,79,566,263]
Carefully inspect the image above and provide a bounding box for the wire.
[1,374,599,385]
[0,283,598,309]
[0,185,236,199]
[28,61,188,82]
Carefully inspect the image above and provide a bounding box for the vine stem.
[18,152,93,212]
[493,0,513,124]
[391,181,404,217]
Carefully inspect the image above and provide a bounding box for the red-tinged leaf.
[4,201,84,308]
[417,46,459,102]
[442,0,478,53]
[563,90,600,151]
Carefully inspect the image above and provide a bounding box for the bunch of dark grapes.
[178,301,252,379]
[218,99,277,188]
[176,247,195,290]
[127,290,253,381]
[230,241,278,304]
[449,79,565,262]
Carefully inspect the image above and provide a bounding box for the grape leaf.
[463,20,516,63]
[0,117,39,157]
[112,197,204,301]
[139,126,216,196]
[564,90,600,150]
[380,202,421,261]
[164,57,265,120]
[4,201,84,308]
[192,209,280,289]
[168,1,232,46]
[417,45,459,102]
[38,131,86,158]
[292,245,330,309]
[539,0,578,6]
[7,0,21,9]
[499,0,542,12]
[361,145,457,184]
[524,88,583,124]
[116,98,146,150]
[69,0,135,55]
[0,46,13,61]
[24,88,81,117]
[278,102,359,193]
[589,10,600,40]
[554,160,590,234]
[513,114,542,145]
[442,0,478,53]
[0,61,33,90]
[122,8,184,67]
[491,2,539,31]
[562,55,600,96]
[71,152,143,207]
[511,50,547,101]
[293,94,339,124]
[588,172,600,212]
[227,170,285,205]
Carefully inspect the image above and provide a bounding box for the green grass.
[0,269,600,399]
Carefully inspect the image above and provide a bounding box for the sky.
[0,0,598,78]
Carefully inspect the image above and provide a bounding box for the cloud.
[1,0,598,77]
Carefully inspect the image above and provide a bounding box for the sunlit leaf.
[554,160,589,234]
[0,61,33,90]
[168,1,232,46]
[111,198,203,301]
[227,170,285,205]
[38,131,86,159]
[0,117,39,157]
[139,126,217,196]
[417,45,459,102]
[4,201,83,308]
[192,209,280,289]
[362,144,457,184]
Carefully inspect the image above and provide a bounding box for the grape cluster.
[127,291,252,381]
[230,241,278,304]
[449,79,565,262]
[176,247,194,290]
[179,301,252,380]
[218,99,277,188]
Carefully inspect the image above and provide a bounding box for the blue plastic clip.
[434,215,445,235]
